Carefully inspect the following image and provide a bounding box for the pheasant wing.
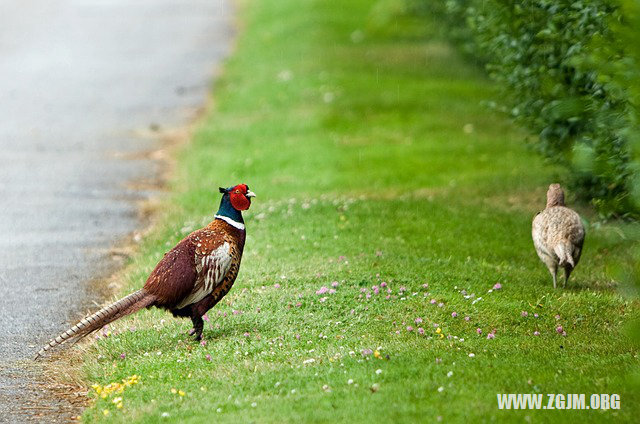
[174,237,233,309]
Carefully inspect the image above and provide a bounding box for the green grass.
[80,0,639,422]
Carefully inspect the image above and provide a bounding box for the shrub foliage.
[433,0,639,217]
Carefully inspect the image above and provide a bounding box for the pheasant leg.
[563,266,572,288]
[190,315,204,341]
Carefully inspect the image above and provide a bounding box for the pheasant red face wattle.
[230,185,251,210]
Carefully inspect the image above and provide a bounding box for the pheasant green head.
[216,184,256,227]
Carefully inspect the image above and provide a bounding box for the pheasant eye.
[235,190,240,194]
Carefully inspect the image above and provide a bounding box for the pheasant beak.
[246,190,256,198]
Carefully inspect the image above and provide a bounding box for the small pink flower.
[316,287,329,295]
[338,255,347,262]
[373,287,379,295]
[521,311,528,317]
[362,349,373,356]
[407,326,414,332]
[533,331,540,336]
[205,354,212,361]
[418,327,425,335]
[380,282,387,288]
[476,328,482,335]
[319,297,328,303]
[329,289,336,294]
[295,302,302,307]
[486,333,495,339]
[232,310,241,315]
[120,353,126,359]
[430,299,437,305]
[437,303,444,308]
[433,323,439,328]
[274,283,281,289]
[200,340,207,346]
[562,331,567,337]
[385,295,390,299]
[464,316,470,321]
[244,332,250,337]
[256,307,261,313]
[202,314,209,322]
[331,281,339,288]
[415,317,423,324]
[534,313,539,318]
[493,283,502,290]
[556,326,564,334]
[360,288,367,293]
[295,334,300,340]
[422,283,429,289]
[366,294,371,299]
[555,314,561,320]
[451,312,458,318]
[399,286,407,292]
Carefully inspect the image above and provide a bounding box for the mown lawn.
[80,0,639,422]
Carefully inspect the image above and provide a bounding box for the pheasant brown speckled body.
[532,184,585,288]
[146,218,247,338]
[35,184,255,359]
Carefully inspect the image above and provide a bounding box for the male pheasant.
[532,184,585,288]
[35,184,255,359]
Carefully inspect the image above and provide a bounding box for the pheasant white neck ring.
[215,215,245,230]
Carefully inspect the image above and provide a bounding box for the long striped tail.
[34,289,155,360]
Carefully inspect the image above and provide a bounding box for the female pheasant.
[35,184,255,359]
[532,184,585,288]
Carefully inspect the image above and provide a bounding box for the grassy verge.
[81,0,639,422]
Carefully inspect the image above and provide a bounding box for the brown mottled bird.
[532,184,585,289]
[35,184,255,359]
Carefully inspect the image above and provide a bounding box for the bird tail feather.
[554,241,575,268]
[34,289,155,360]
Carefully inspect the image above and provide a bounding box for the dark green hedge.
[423,0,639,217]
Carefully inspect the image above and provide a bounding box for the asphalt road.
[0,1,232,421]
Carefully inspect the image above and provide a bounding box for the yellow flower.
[436,328,442,334]
[102,410,110,416]
[171,388,177,394]
[374,350,381,359]
[116,402,123,409]
[178,390,186,397]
